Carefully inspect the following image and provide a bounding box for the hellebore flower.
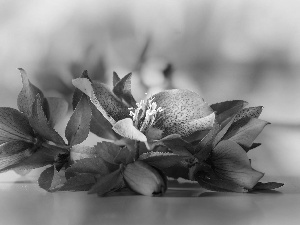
[192,101,271,192]
[72,72,215,146]
[0,69,68,172]
[123,160,167,196]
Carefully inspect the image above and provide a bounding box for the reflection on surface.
[2,179,300,225]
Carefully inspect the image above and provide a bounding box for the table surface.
[0,175,299,225]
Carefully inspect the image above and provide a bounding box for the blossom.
[72,72,215,145]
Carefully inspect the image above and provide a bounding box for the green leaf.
[38,165,64,192]
[0,107,35,144]
[252,182,284,190]
[112,118,147,142]
[0,141,35,172]
[233,106,263,123]
[88,169,124,196]
[114,147,134,165]
[212,140,264,189]
[29,94,65,145]
[72,78,130,125]
[152,89,214,137]
[93,142,123,164]
[212,116,236,148]
[67,157,119,176]
[223,118,270,148]
[59,173,96,191]
[140,152,190,169]
[65,95,91,146]
[112,72,136,107]
[46,97,68,127]
[17,68,49,119]
[210,100,248,128]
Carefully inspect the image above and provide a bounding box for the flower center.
[129,96,163,133]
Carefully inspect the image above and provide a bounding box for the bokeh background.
[0,0,299,181]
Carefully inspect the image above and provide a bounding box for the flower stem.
[135,141,140,160]
[42,142,70,153]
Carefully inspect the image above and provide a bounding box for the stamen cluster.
[129,96,163,133]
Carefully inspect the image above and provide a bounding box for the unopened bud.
[123,161,167,196]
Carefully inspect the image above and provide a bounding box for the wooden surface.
[0,176,299,225]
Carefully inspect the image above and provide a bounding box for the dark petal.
[0,141,35,172]
[72,78,130,124]
[0,107,35,144]
[233,106,263,123]
[212,140,264,189]
[113,72,136,107]
[222,118,270,149]
[210,100,248,128]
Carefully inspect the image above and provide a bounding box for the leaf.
[72,78,130,125]
[194,122,220,161]
[112,72,136,107]
[38,165,64,192]
[162,137,194,156]
[223,118,270,148]
[0,141,35,172]
[212,116,236,148]
[65,95,91,146]
[112,71,121,86]
[114,147,134,165]
[152,89,214,137]
[59,173,96,191]
[210,100,248,128]
[46,97,68,127]
[112,118,147,142]
[93,142,123,164]
[0,107,35,144]
[88,169,124,196]
[233,106,263,123]
[140,152,190,169]
[252,182,284,190]
[29,94,65,145]
[212,140,264,189]
[67,157,119,176]
[17,68,49,118]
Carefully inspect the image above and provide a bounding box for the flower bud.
[123,161,167,196]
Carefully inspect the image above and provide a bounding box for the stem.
[42,142,70,153]
[135,141,140,160]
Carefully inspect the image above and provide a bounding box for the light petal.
[152,89,214,137]
[112,118,147,142]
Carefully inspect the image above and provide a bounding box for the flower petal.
[212,140,264,189]
[0,107,35,144]
[112,118,147,142]
[0,141,35,172]
[223,118,270,148]
[152,89,214,137]
[72,78,130,125]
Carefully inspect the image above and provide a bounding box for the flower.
[72,72,215,145]
[123,160,167,196]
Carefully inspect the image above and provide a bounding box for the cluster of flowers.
[0,69,283,196]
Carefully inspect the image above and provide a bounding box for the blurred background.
[0,0,299,180]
